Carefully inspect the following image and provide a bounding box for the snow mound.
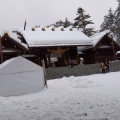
[0,56,45,97]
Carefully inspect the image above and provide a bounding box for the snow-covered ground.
[1,72,120,120]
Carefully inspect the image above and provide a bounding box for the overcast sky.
[0,0,118,34]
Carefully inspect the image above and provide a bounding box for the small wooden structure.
[0,33,29,63]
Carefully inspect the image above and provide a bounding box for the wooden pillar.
[42,52,48,68]
[76,47,78,64]
[111,34,116,61]
[94,50,96,63]
[67,49,70,64]
[0,36,3,64]
[48,52,51,67]
[112,39,116,61]
[42,60,48,88]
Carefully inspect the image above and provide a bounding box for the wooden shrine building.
[78,31,120,64]
[1,29,119,67]
[12,27,92,67]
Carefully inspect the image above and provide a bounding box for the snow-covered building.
[78,30,120,64]
[0,32,29,64]
[1,28,120,67]
[12,27,92,67]
[0,56,45,97]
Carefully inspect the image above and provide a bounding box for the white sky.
[0,0,118,34]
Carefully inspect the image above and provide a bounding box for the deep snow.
[0,72,120,120]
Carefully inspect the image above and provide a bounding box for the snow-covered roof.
[0,56,44,96]
[90,30,110,46]
[77,30,117,51]
[16,27,92,47]
[9,31,28,49]
[2,31,28,50]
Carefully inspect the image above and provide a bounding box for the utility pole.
[0,36,3,64]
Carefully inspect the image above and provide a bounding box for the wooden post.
[24,19,26,30]
[111,34,116,61]
[48,52,51,67]
[42,60,48,88]
[0,36,3,64]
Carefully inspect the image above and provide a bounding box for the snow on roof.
[1,30,28,50]
[8,32,28,49]
[2,49,21,53]
[90,30,110,46]
[17,27,92,47]
[116,51,120,55]
[0,56,44,96]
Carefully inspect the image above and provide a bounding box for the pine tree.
[63,18,73,28]
[100,8,115,33]
[73,7,95,36]
[85,27,96,36]
[55,20,64,27]
[47,18,73,28]
[114,0,120,43]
